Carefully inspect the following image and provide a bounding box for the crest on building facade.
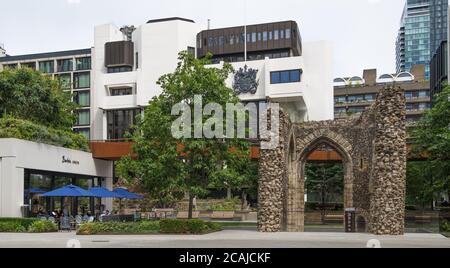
[233,65,259,95]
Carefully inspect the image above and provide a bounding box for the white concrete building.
[0,139,113,218]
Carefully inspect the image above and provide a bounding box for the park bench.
[176,211,200,219]
[324,214,344,224]
[210,211,235,220]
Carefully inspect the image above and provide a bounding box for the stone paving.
[0,230,448,248]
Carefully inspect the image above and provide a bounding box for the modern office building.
[430,0,448,55]
[430,40,448,98]
[197,21,333,124]
[396,0,432,79]
[334,65,431,123]
[0,49,93,139]
[0,17,333,157]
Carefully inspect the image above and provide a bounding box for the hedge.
[0,218,40,231]
[0,117,89,151]
[0,218,56,233]
[77,221,160,235]
[160,219,222,234]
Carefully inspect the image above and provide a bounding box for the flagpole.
[244,0,247,62]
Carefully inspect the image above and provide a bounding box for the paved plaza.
[0,230,448,248]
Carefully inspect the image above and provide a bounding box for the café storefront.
[0,138,113,218]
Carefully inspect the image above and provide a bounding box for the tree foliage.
[0,68,76,129]
[117,52,256,214]
[410,86,450,209]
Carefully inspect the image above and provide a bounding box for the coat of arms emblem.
[232,65,259,95]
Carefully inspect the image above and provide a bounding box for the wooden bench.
[324,214,344,224]
[210,211,235,220]
[176,211,200,219]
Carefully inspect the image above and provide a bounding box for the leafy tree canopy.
[0,68,76,130]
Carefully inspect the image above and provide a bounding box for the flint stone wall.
[258,86,407,235]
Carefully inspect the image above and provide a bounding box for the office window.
[75,110,90,126]
[39,61,54,73]
[21,62,36,70]
[286,29,291,39]
[252,32,257,43]
[73,91,90,107]
[257,32,262,41]
[107,109,140,140]
[3,64,17,69]
[208,37,214,47]
[280,29,285,39]
[263,31,268,41]
[56,74,71,89]
[76,57,91,70]
[110,87,133,96]
[73,72,90,89]
[335,96,346,103]
[274,30,279,40]
[187,47,195,57]
[240,34,245,44]
[269,31,273,40]
[365,94,376,102]
[57,59,73,72]
[107,66,132,73]
[74,128,90,140]
[270,69,302,84]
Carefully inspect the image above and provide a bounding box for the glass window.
[252,32,257,43]
[405,92,413,99]
[74,128,90,140]
[3,63,17,69]
[280,29,285,39]
[110,87,133,96]
[107,66,132,73]
[271,72,280,84]
[75,110,90,126]
[270,69,302,84]
[56,74,71,89]
[73,91,90,107]
[418,91,429,98]
[39,61,54,73]
[257,32,262,41]
[365,94,375,102]
[263,31,268,41]
[286,29,291,39]
[107,109,140,140]
[21,62,36,70]
[274,30,279,40]
[73,72,90,89]
[76,57,91,70]
[280,71,290,83]
[57,59,73,72]
[290,70,300,82]
[269,31,273,40]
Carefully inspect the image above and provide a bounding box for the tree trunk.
[188,193,194,220]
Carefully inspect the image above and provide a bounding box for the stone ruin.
[258,86,407,235]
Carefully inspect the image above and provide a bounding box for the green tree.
[0,68,76,129]
[412,86,450,210]
[305,163,344,223]
[117,52,254,218]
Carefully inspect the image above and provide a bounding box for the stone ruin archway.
[258,86,407,235]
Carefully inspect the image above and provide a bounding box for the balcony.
[90,140,134,160]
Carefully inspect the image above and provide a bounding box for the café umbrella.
[89,187,123,198]
[113,188,144,214]
[42,185,95,197]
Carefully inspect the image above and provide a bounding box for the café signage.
[62,156,80,165]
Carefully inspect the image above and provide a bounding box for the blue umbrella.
[42,185,94,197]
[113,188,144,200]
[26,188,47,194]
[89,187,122,198]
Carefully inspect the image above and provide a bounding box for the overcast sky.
[0,0,405,77]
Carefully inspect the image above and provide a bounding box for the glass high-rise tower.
[430,0,448,55]
[396,0,431,79]
[396,0,448,80]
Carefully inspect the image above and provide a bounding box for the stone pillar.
[369,86,407,235]
[258,111,288,232]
